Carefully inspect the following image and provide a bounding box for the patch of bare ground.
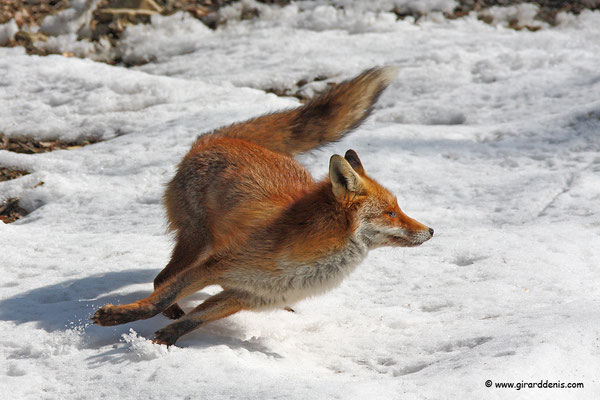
[451,1,600,26]
[1,0,69,55]
[395,1,600,26]
[0,134,99,154]
[0,134,97,224]
[0,167,29,182]
[264,75,335,103]
[0,198,29,224]
[0,0,69,26]
[3,1,600,62]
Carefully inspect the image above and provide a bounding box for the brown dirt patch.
[2,1,600,65]
[0,198,29,224]
[265,75,335,103]
[396,1,600,26]
[0,134,99,154]
[0,167,29,182]
[0,0,69,26]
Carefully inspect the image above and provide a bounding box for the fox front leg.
[153,289,248,346]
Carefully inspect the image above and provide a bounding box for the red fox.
[92,67,434,346]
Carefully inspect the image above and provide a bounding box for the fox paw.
[162,304,185,320]
[92,304,139,326]
[152,327,180,347]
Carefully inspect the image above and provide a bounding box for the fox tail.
[210,66,398,156]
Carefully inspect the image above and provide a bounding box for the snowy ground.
[1,1,600,399]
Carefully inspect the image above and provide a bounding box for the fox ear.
[344,149,365,175]
[329,154,363,201]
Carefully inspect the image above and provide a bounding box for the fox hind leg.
[93,264,213,327]
[153,289,248,346]
[154,230,210,319]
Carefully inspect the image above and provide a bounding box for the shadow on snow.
[0,269,281,359]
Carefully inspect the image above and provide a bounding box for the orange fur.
[92,67,434,346]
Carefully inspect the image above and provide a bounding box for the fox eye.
[386,211,397,218]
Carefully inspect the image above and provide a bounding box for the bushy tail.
[212,67,398,156]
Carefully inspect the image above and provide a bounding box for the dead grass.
[0,134,99,154]
[0,198,29,224]
[0,167,29,182]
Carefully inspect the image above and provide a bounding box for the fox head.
[330,150,433,248]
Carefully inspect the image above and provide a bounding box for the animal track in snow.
[420,301,454,313]
[451,254,488,267]
[494,350,516,357]
[430,336,493,354]
[377,357,397,367]
[393,362,430,376]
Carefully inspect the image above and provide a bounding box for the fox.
[92,66,434,346]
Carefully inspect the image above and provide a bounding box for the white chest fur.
[232,234,369,309]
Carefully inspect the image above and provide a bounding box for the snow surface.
[1,2,600,399]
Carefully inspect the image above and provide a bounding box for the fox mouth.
[390,235,425,247]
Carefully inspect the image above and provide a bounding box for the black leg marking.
[153,319,203,346]
[162,304,185,320]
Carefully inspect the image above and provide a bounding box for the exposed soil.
[395,0,600,26]
[0,167,29,182]
[0,134,99,154]
[0,198,29,224]
[0,0,69,26]
[453,1,600,25]
[264,75,335,103]
[2,1,600,62]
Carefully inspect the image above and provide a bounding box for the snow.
[0,20,19,46]
[39,0,102,37]
[1,2,600,399]
[480,3,545,29]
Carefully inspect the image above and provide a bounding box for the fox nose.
[428,228,434,236]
